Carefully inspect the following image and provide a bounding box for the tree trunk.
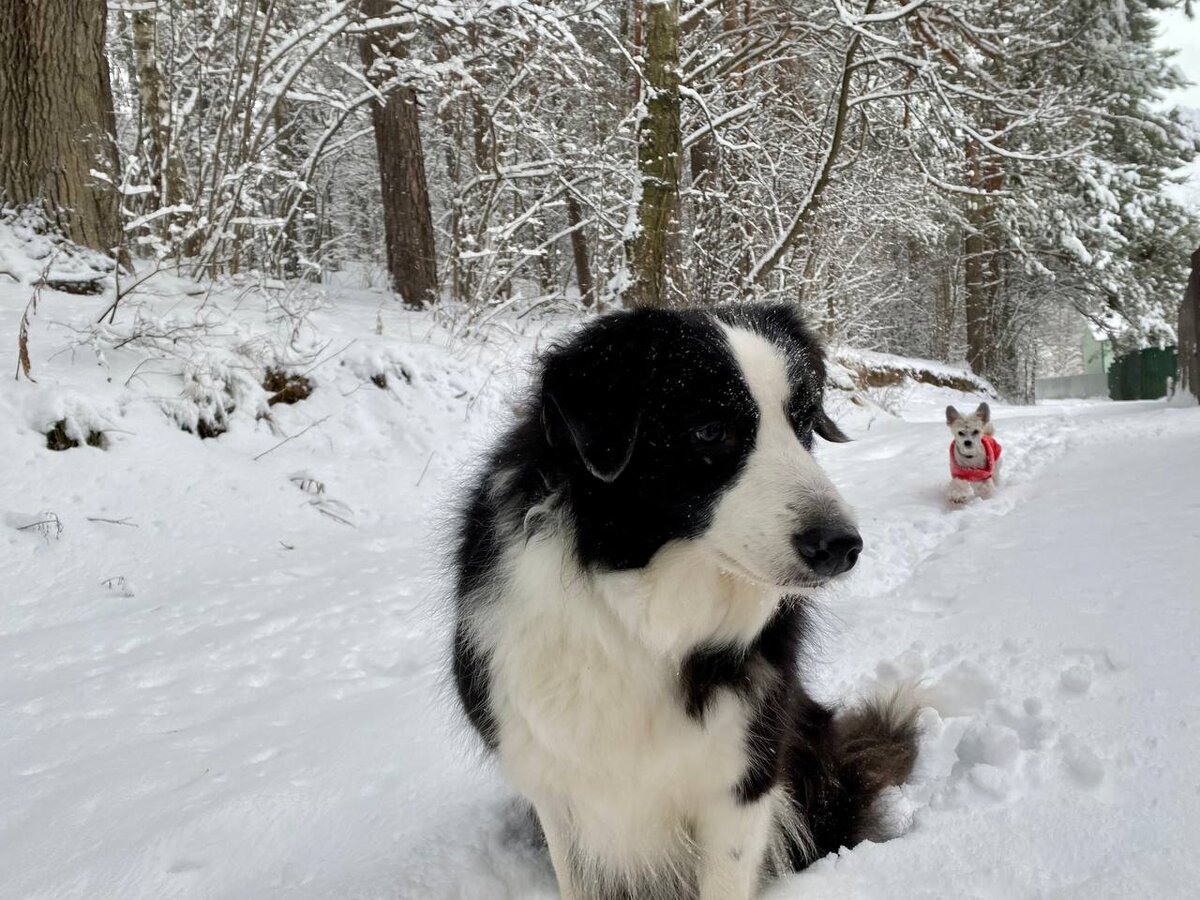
[963,142,990,377]
[0,0,123,257]
[981,133,1010,390]
[565,187,594,307]
[359,0,438,309]
[1180,248,1200,401]
[631,0,643,106]
[627,0,682,309]
[934,257,956,362]
[131,4,174,222]
[963,219,989,376]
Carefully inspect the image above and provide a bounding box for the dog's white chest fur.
[477,532,779,873]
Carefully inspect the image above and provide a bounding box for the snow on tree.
[6,0,1189,398]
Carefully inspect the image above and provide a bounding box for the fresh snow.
[2,275,1199,900]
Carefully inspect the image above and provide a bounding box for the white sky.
[1158,7,1200,109]
[1156,7,1200,204]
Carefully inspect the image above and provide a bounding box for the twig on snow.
[253,415,331,461]
[87,516,140,528]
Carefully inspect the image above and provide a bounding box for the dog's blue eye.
[693,423,728,444]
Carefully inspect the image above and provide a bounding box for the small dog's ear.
[975,402,991,424]
[542,316,656,482]
[945,405,961,426]
[816,408,851,443]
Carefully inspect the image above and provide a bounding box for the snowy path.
[781,401,1200,899]
[3,343,1199,900]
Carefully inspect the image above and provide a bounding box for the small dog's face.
[540,304,860,588]
[946,403,993,462]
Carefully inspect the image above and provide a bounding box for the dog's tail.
[834,690,921,796]
[783,689,921,868]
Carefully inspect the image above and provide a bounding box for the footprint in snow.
[1060,664,1092,694]
[1061,739,1106,787]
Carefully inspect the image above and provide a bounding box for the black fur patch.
[677,602,817,805]
[736,677,791,804]
[541,308,758,570]
[679,643,751,720]
[452,621,498,750]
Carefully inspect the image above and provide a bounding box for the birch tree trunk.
[131,4,169,216]
[0,0,123,256]
[627,0,682,309]
[359,0,438,309]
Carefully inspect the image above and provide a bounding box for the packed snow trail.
[773,401,1200,900]
[2,298,1198,900]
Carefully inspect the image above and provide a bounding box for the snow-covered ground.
[2,271,1199,900]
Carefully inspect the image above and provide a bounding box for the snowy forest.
[3,0,1198,398]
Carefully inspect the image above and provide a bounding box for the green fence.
[1108,347,1178,400]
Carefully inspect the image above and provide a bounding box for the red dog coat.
[950,433,1001,482]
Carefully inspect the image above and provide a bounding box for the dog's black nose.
[963,439,973,448]
[794,526,863,577]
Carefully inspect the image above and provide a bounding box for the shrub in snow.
[340,345,413,392]
[163,357,268,440]
[262,368,313,407]
[28,393,113,452]
[44,419,105,451]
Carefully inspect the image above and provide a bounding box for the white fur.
[472,530,799,898]
[464,326,853,898]
[705,327,857,587]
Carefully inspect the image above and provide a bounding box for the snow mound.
[834,347,998,398]
[0,206,114,291]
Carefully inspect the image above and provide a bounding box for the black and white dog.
[451,303,918,900]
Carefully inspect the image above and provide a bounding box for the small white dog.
[946,402,1002,505]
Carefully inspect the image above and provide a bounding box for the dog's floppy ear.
[815,408,851,443]
[975,402,991,424]
[541,316,656,482]
[945,405,961,426]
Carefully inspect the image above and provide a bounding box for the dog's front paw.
[948,481,973,506]
[975,480,996,500]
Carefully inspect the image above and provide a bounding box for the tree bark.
[631,0,644,106]
[1180,248,1200,401]
[359,0,438,309]
[934,254,956,362]
[627,0,682,309]
[963,224,990,376]
[131,5,169,213]
[565,186,594,307]
[0,0,123,256]
[963,142,991,377]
